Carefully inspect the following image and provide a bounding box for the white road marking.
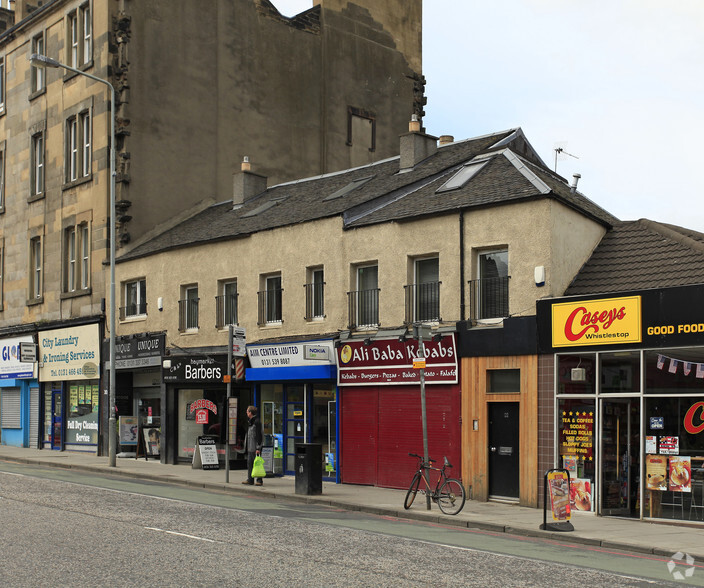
[145,526,220,543]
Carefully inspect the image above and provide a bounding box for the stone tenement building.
[0,0,421,452]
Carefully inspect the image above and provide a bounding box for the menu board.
[547,470,571,521]
[560,411,594,459]
[645,454,668,491]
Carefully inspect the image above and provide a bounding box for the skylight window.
[436,161,488,193]
[323,176,374,201]
[241,196,287,218]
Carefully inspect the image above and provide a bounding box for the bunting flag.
[655,353,704,378]
[669,358,678,373]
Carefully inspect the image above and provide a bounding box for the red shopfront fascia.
[337,335,460,489]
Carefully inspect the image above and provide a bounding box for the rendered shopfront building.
[536,220,704,523]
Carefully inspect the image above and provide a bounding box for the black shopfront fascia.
[162,353,251,464]
[537,283,704,354]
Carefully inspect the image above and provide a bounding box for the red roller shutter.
[341,384,460,489]
[378,385,460,489]
[340,386,378,485]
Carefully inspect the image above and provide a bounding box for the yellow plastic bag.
[252,455,266,478]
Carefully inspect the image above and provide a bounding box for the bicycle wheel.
[404,473,422,509]
[437,478,466,515]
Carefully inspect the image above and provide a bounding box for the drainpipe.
[459,211,466,321]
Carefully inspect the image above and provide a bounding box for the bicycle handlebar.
[408,452,453,468]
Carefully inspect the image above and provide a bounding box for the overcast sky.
[274,1,704,232]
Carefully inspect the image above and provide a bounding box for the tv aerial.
[553,142,579,173]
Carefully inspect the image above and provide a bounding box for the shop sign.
[684,401,704,434]
[248,341,335,368]
[65,410,98,445]
[551,296,642,348]
[336,335,457,386]
[39,324,100,382]
[109,334,165,370]
[190,399,218,414]
[0,335,36,379]
[163,355,229,383]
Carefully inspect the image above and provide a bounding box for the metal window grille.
[347,288,380,329]
[179,297,199,331]
[404,281,441,324]
[215,292,238,328]
[304,281,325,320]
[468,276,510,320]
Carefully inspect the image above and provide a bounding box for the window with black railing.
[215,291,238,329]
[178,287,199,331]
[468,275,510,320]
[347,288,380,328]
[304,278,325,320]
[258,275,282,325]
[404,281,441,324]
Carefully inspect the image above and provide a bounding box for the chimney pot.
[408,114,421,133]
[241,156,251,172]
[438,135,454,146]
[571,173,581,193]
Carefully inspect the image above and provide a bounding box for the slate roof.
[117,128,618,263]
[564,219,704,296]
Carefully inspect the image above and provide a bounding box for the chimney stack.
[399,115,437,171]
[233,157,267,208]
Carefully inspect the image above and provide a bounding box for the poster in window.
[569,478,593,511]
[78,385,86,404]
[92,385,100,412]
[659,436,679,455]
[669,456,691,492]
[70,385,78,412]
[645,435,657,454]
[143,427,161,456]
[645,454,667,491]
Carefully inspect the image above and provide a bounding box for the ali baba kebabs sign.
[336,335,457,386]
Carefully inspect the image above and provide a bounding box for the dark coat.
[244,415,263,454]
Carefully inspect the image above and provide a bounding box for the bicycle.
[404,452,466,515]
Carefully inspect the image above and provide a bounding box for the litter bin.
[295,443,322,495]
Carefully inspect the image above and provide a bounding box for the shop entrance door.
[51,388,63,450]
[600,399,639,517]
[488,402,520,499]
[284,385,305,474]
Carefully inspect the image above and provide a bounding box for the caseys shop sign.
[336,335,457,386]
[551,296,642,348]
[541,284,704,351]
[685,401,704,435]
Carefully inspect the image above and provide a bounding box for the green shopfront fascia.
[537,285,704,523]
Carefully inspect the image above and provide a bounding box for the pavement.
[1,445,703,561]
